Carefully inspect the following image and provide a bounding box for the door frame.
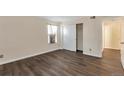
[76,23,83,52]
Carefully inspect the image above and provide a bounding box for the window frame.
[47,24,58,44]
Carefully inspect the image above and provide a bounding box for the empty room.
[0,16,124,76]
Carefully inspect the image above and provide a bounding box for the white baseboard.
[0,48,59,65]
[83,51,102,58]
[104,48,120,50]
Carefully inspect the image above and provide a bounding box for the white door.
[63,24,76,51]
[121,22,124,68]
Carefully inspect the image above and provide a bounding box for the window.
[48,25,58,44]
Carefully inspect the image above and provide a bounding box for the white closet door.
[63,24,76,51]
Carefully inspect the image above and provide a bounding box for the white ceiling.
[41,16,84,23]
[41,16,122,23]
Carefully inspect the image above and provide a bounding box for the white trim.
[0,48,59,65]
[83,51,102,58]
[104,48,121,50]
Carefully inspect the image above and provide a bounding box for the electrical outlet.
[0,54,4,58]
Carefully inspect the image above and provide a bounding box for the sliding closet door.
[63,24,76,51]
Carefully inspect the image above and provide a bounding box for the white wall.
[103,22,121,50]
[83,17,102,57]
[0,16,61,65]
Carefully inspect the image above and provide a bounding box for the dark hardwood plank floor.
[0,49,124,76]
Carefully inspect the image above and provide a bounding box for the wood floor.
[0,49,124,76]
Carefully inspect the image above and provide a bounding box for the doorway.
[102,20,121,52]
[76,23,83,53]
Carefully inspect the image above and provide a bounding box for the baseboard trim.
[83,51,102,58]
[104,48,120,50]
[0,48,59,65]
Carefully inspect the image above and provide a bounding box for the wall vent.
[90,16,96,19]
